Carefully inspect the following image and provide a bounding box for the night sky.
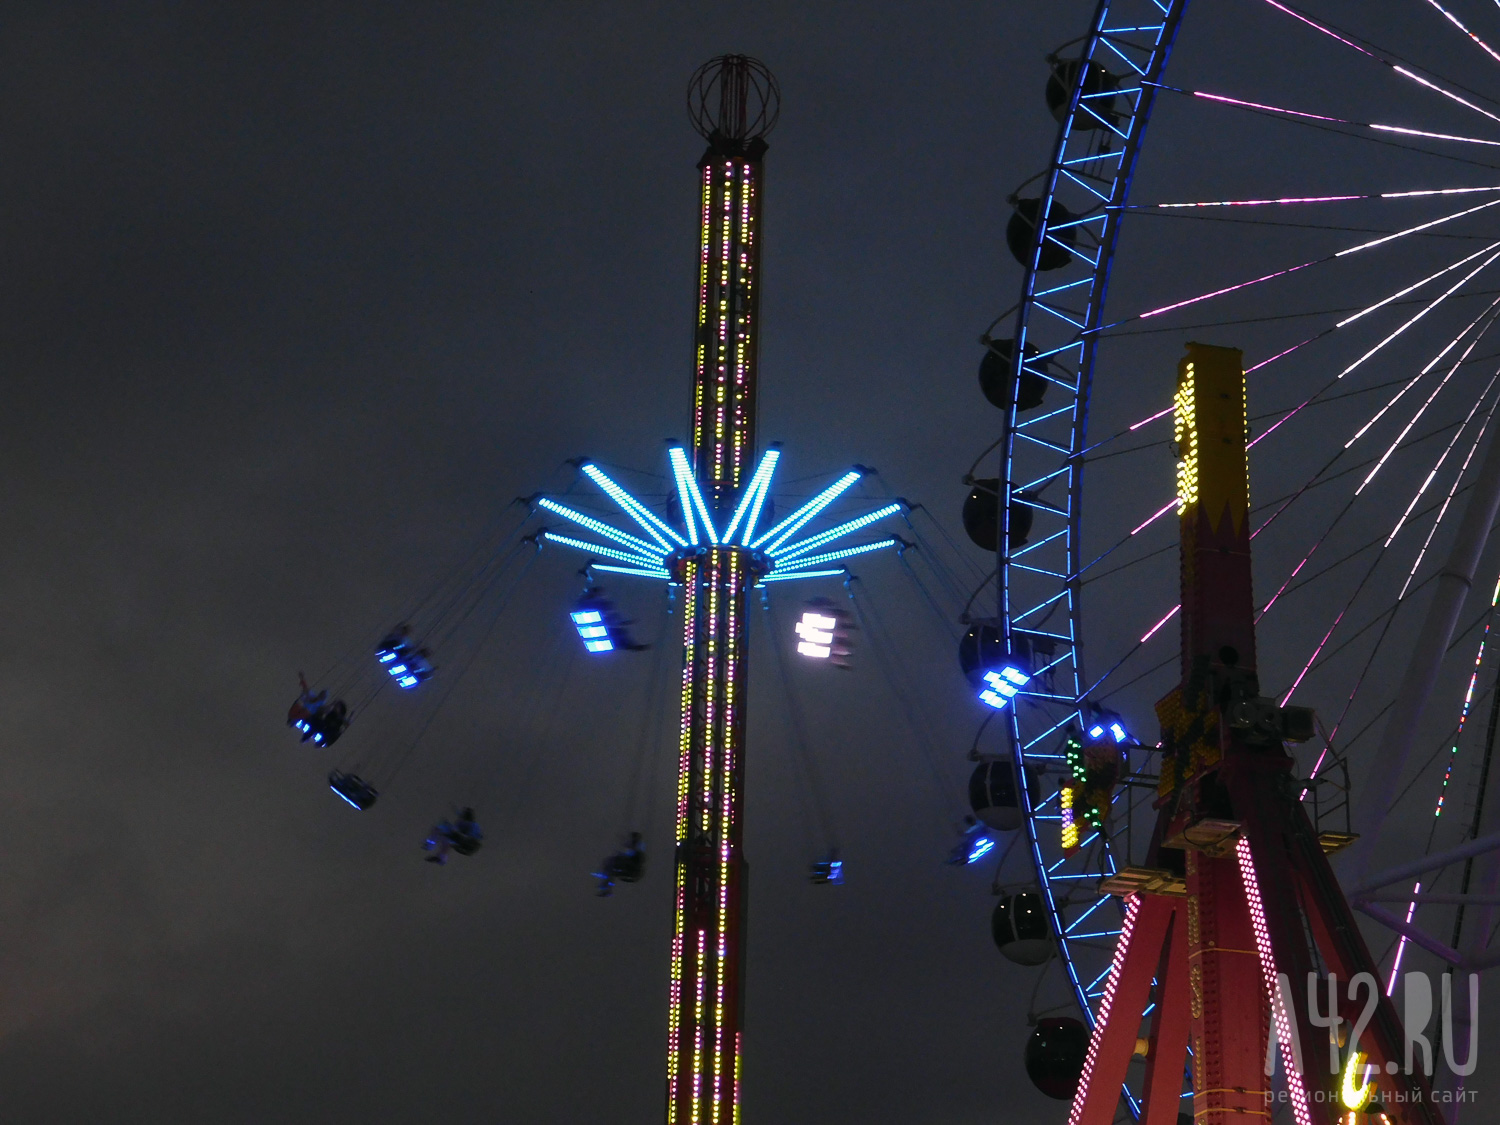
[1,2,1498,1122]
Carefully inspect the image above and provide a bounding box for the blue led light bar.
[668,446,718,545]
[774,503,904,562]
[579,462,687,550]
[755,568,846,584]
[967,836,997,864]
[536,498,665,559]
[722,449,780,544]
[751,470,862,552]
[978,665,1031,709]
[773,537,898,572]
[591,563,673,580]
[541,530,664,569]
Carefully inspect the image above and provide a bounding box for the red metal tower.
[1070,344,1443,1125]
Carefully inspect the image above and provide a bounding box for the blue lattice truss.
[534,447,904,583]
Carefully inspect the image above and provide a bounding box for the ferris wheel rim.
[991,0,1191,1087]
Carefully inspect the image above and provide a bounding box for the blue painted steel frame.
[996,0,1190,1116]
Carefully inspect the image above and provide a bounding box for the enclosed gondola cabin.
[992,890,1051,965]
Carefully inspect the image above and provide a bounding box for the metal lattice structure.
[994,0,1190,1070]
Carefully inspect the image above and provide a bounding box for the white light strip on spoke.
[1151,186,1500,208]
[1369,123,1500,147]
[1345,293,1500,447]
[1401,394,1500,598]
[668,446,718,545]
[1387,369,1500,546]
[1336,246,1500,383]
[1335,199,1500,257]
[1138,200,1500,322]
[775,503,905,562]
[1393,65,1500,127]
[580,462,687,550]
[1356,307,1500,495]
[1337,240,1500,328]
[751,471,862,551]
[1421,0,1500,66]
[721,448,780,545]
[535,498,667,558]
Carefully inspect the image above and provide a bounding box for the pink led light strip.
[1237,837,1314,1125]
[1065,895,1143,1125]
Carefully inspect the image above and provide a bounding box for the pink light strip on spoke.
[1246,333,1323,379]
[1129,404,1174,430]
[1421,0,1500,66]
[1140,604,1180,644]
[1140,200,1500,324]
[1259,0,1377,57]
[1281,605,1351,705]
[1388,884,1420,996]
[1140,259,1318,319]
[1130,499,1177,536]
[1191,90,1348,123]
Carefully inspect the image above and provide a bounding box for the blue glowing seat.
[328,770,378,810]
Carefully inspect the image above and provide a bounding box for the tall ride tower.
[666,56,777,1124]
[533,57,903,1123]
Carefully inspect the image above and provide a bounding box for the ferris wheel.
[975,0,1500,1117]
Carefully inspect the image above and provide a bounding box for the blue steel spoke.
[722,447,780,544]
[580,462,687,550]
[757,568,846,583]
[774,503,904,562]
[536,497,666,559]
[751,470,862,551]
[774,537,897,571]
[542,530,666,569]
[668,446,718,545]
[591,564,672,579]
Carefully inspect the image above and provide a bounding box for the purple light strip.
[1130,498,1177,537]
[1128,404,1174,430]
[1192,89,1347,123]
[1139,259,1319,319]
[1259,0,1377,57]
[1388,883,1420,996]
[1140,604,1180,644]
